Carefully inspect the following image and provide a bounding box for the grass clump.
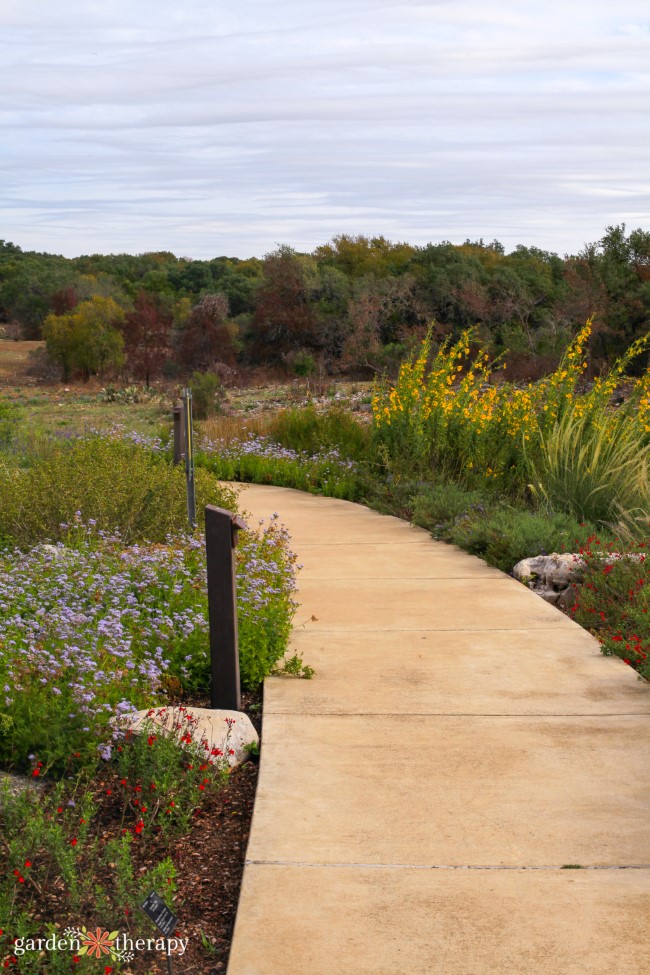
[266,404,370,460]
[529,404,650,532]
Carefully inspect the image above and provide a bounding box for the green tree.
[43,296,125,381]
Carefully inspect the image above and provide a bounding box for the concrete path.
[227,485,650,975]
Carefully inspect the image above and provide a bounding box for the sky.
[1,0,649,260]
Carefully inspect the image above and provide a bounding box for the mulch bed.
[161,689,262,974]
[127,688,262,974]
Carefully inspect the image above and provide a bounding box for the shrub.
[266,404,370,460]
[0,435,238,547]
[411,482,484,536]
[190,371,225,420]
[570,536,650,680]
[285,349,317,377]
[449,506,595,573]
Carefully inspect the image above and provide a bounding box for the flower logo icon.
[64,925,133,964]
[79,927,117,958]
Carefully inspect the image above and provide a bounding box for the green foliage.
[448,506,594,573]
[288,349,317,377]
[271,653,315,679]
[0,491,296,770]
[4,227,650,376]
[528,403,650,531]
[411,482,485,536]
[570,536,650,680]
[236,517,299,687]
[190,370,225,419]
[266,404,370,460]
[42,296,125,381]
[372,323,650,522]
[0,747,190,966]
[0,395,17,447]
[0,435,238,547]
[111,713,230,837]
[197,443,366,501]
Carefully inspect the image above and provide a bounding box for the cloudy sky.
[1,0,649,259]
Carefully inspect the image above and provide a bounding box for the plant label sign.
[141,890,178,937]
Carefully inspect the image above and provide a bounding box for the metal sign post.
[172,403,183,466]
[141,890,178,975]
[182,388,196,529]
[204,506,247,711]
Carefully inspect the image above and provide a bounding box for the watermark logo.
[12,926,189,963]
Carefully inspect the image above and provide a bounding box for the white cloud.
[0,0,648,257]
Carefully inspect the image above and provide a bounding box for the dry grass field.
[0,338,373,439]
[0,339,44,385]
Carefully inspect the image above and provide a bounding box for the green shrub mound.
[0,435,238,548]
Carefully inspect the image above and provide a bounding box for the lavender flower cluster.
[89,425,167,453]
[0,514,298,767]
[199,433,359,474]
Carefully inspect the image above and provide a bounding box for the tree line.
[0,225,648,383]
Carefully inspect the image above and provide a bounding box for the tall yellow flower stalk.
[373,322,650,499]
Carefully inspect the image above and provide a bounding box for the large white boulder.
[513,553,584,609]
[114,706,258,768]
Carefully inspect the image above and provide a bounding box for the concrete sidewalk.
[227,485,650,975]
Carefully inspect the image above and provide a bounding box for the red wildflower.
[70,838,78,846]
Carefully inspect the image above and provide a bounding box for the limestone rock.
[114,706,258,768]
[0,772,47,806]
[513,553,584,609]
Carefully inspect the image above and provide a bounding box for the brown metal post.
[205,506,247,710]
[172,404,183,465]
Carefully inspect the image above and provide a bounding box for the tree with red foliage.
[122,291,172,385]
[178,293,236,372]
[251,247,317,362]
[50,286,78,316]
